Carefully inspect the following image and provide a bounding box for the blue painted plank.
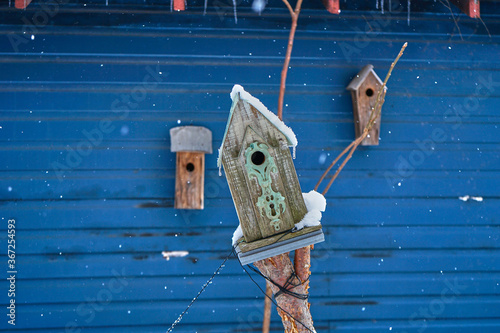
[0,2,498,332]
[0,91,499,119]
[1,117,498,144]
[329,319,500,332]
[2,58,500,96]
[0,272,497,305]
[2,142,500,172]
[0,18,497,60]
[1,170,498,199]
[7,296,500,329]
[4,319,500,333]
[8,226,500,256]
[2,197,498,230]
[8,250,500,279]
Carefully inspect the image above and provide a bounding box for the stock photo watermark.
[401,277,467,333]
[8,0,69,52]
[50,64,165,182]
[339,0,404,60]
[384,73,500,189]
[64,267,132,333]
[6,218,17,326]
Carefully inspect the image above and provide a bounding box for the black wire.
[235,249,316,333]
[246,264,308,300]
[166,246,316,333]
[239,227,309,301]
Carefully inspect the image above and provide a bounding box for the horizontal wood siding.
[0,1,499,332]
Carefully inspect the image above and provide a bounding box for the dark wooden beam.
[450,0,480,18]
[15,0,33,9]
[321,0,340,14]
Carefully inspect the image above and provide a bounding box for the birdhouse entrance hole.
[251,151,266,165]
[186,163,195,172]
[365,88,374,97]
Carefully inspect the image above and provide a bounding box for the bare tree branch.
[277,0,304,120]
[316,42,408,195]
[262,281,272,333]
[281,0,295,17]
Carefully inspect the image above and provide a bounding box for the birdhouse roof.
[346,64,384,91]
[170,126,212,153]
[217,84,298,168]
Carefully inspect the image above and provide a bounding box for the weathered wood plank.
[174,151,205,209]
[347,65,385,146]
[237,225,323,253]
[221,96,309,244]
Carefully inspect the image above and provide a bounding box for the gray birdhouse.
[346,64,386,146]
[170,126,212,210]
[218,85,324,265]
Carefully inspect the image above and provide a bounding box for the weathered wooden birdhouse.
[218,85,324,265]
[346,64,386,146]
[170,126,212,210]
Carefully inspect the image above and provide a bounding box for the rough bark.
[254,250,315,333]
[294,245,312,293]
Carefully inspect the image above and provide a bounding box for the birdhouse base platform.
[235,226,324,265]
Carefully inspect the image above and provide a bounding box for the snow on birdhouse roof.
[217,84,298,168]
[346,64,385,91]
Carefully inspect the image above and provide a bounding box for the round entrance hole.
[251,151,266,165]
[365,88,374,97]
[186,163,195,172]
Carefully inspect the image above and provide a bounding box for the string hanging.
[166,248,232,333]
[166,245,316,333]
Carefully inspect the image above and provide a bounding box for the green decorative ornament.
[244,142,286,231]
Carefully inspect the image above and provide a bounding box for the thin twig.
[478,16,492,38]
[281,0,295,17]
[316,42,408,196]
[277,0,303,120]
[314,140,356,191]
[321,137,362,195]
[262,281,272,333]
[440,0,463,41]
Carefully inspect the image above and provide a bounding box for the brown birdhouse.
[346,64,386,146]
[170,126,212,210]
[218,85,324,265]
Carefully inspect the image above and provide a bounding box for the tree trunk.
[254,246,315,333]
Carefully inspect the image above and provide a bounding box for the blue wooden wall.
[1,0,499,332]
